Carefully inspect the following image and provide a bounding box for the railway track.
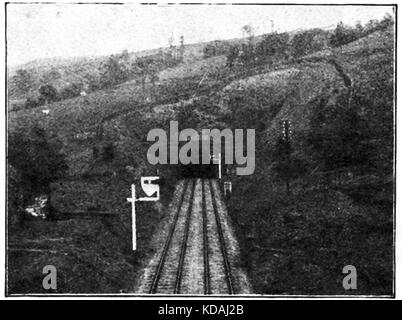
[208,179,234,294]
[145,178,236,295]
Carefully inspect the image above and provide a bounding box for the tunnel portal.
[178,163,219,178]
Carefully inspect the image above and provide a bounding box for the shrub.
[258,32,290,61]
[99,56,130,88]
[306,93,372,172]
[329,22,359,48]
[271,137,307,193]
[23,95,46,110]
[291,29,327,57]
[38,84,59,103]
[102,143,115,162]
[60,82,83,100]
[226,45,239,67]
[8,125,68,205]
[11,69,33,95]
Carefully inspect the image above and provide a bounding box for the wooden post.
[218,152,221,180]
[211,153,221,180]
[127,184,136,251]
[127,178,160,251]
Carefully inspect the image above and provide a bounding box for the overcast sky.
[7,4,394,66]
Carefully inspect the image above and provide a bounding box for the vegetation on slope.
[222,27,394,295]
[7,15,394,294]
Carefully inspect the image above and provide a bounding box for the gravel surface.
[137,178,251,295]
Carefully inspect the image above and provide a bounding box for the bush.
[306,93,371,172]
[7,164,24,226]
[23,95,46,110]
[204,43,217,58]
[203,40,229,58]
[99,56,130,88]
[258,32,290,61]
[271,137,307,193]
[226,45,239,67]
[38,84,59,103]
[102,143,115,162]
[8,125,68,205]
[11,69,33,95]
[329,22,359,48]
[60,82,83,100]
[291,29,327,57]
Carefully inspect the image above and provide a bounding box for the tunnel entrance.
[174,132,227,179]
[178,163,219,178]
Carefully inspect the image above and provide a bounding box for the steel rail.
[149,180,190,294]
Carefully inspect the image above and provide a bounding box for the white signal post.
[127,184,137,251]
[211,153,222,179]
[127,177,160,251]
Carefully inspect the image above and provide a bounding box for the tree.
[100,55,129,88]
[204,43,217,58]
[179,35,185,62]
[271,135,306,195]
[177,103,199,131]
[291,29,327,58]
[102,142,115,162]
[12,69,33,94]
[39,84,58,103]
[60,82,83,100]
[379,13,394,29]
[355,21,364,37]
[238,43,254,65]
[8,125,68,206]
[242,24,255,40]
[226,45,239,67]
[364,19,380,34]
[306,93,371,174]
[24,96,45,110]
[258,32,290,61]
[8,164,24,226]
[329,22,358,48]
[134,56,156,88]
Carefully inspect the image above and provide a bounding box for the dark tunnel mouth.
[178,163,219,178]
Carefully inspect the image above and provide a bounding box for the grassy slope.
[8,27,394,294]
[8,30,231,293]
[7,59,183,294]
[7,49,228,293]
[221,28,394,295]
[7,37,209,102]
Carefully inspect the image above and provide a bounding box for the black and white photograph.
[4,2,396,299]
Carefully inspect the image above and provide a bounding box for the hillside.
[7,20,394,295]
[217,27,394,294]
[7,36,217,105]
